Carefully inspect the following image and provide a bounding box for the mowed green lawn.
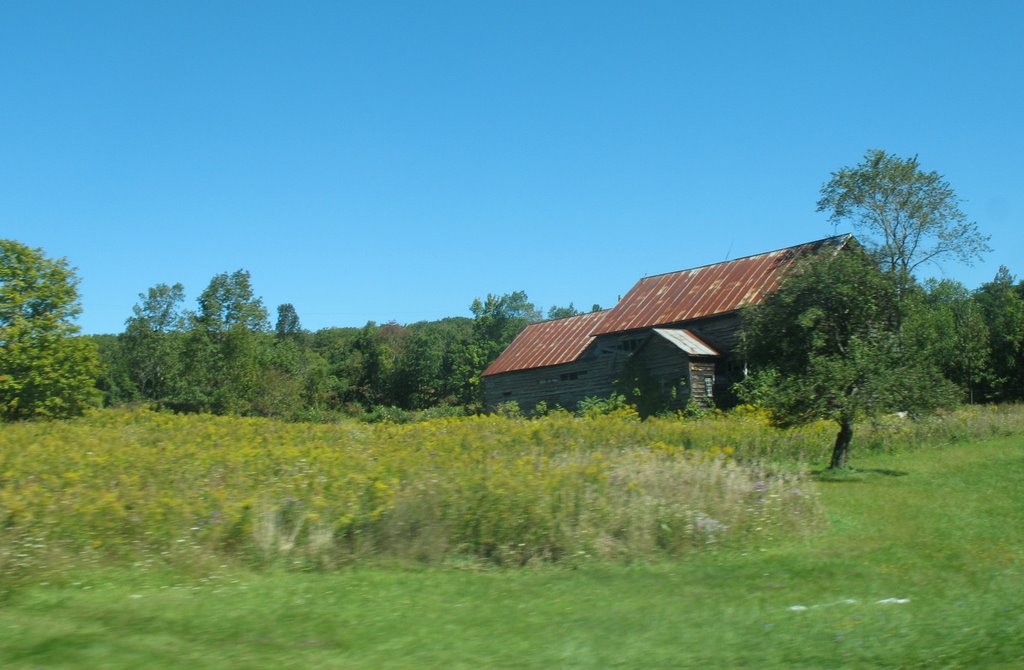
[2,437,1022,669]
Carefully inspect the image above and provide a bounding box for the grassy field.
[1,409,1023,667]
[1,407,837,573]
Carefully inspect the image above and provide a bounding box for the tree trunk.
[829,418,854,470]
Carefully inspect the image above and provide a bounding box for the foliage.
[193,269,269,333]
[903,279,989,402]
[90,334,138,405]
[389,317,474,408]
[253,333,332,419]
[131,282,188,332]
[93,280,548,417]
[740,249,957,468]
[104,299,477,418]
[3,405,1021,587]
[90,247,1021,424]
[361,403,468,424]
[3,434,1024,668]
[444,291,541,408]
[973,266,1024,402]
[137,288,533,415]
[546,302,582,320]
[176,270,272,414]
[494,400,523,417]
[0,240,100,420]
[575,393,636,418]
[818,149,990,286]
[680,396,712,419]
[120,283,187,404]
[469,290,541,349]
[0,408,830,576]
[274,303,302,338]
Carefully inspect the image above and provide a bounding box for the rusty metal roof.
[482,310,608,377]
[651,328,720,357]
[593,235,851,335]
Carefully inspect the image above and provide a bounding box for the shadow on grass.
[811,467,910,482]
[6,633,105,665]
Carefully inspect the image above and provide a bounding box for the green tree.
[390,317,474,409]
[818,149,990,316]
[456,291,540,407]
[310,326,363,410]
[90,334,137,405]
[903,279,989,403]
[547,303,581,320]
[178,270,270,414]
[121,282,187,404]
[974,266,1024,402]
[275,303,302,339]
[253,332,331,419]
[0,240,100,419]
[740,249,956,469]
[194,270,269,333]
[132,282,187,332]
[470,291,540,358]
[346,321,411,408]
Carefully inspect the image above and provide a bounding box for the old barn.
[482,235,851,413]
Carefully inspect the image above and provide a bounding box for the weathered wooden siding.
[688,360,718,407]
[601,312,742,361]
[660,312,742,354]
[642,313,744,408]
[676,313,745,404]
[630,334,691,410]
[484,352,618,412]
[627,335,723,410]
[483,314,747,412]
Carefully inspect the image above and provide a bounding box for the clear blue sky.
[3,1,1022,334]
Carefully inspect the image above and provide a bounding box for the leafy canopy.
[903,279,989,403]
[547,303,582,320]
[740,248,956,468]
[275,303,302,338]
[974,267,1024,401]
[818,149,990,283]
[0,240,99,419]
[195,270,269,333]
[120,283,188,403]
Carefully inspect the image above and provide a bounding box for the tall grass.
[1,404,1020,579]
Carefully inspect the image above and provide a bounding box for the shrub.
[575,393,635,418]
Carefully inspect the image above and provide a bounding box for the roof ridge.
[484,234,856,375]
[636,233,851,281]
[529,308,611,326]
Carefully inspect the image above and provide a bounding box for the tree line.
[87,280,566,420]
[2,150,1023,432]
[5,237,1022,426]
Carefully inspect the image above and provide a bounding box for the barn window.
[560,372,579,381]
[704,375,714,397]
[617,338,642,352]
